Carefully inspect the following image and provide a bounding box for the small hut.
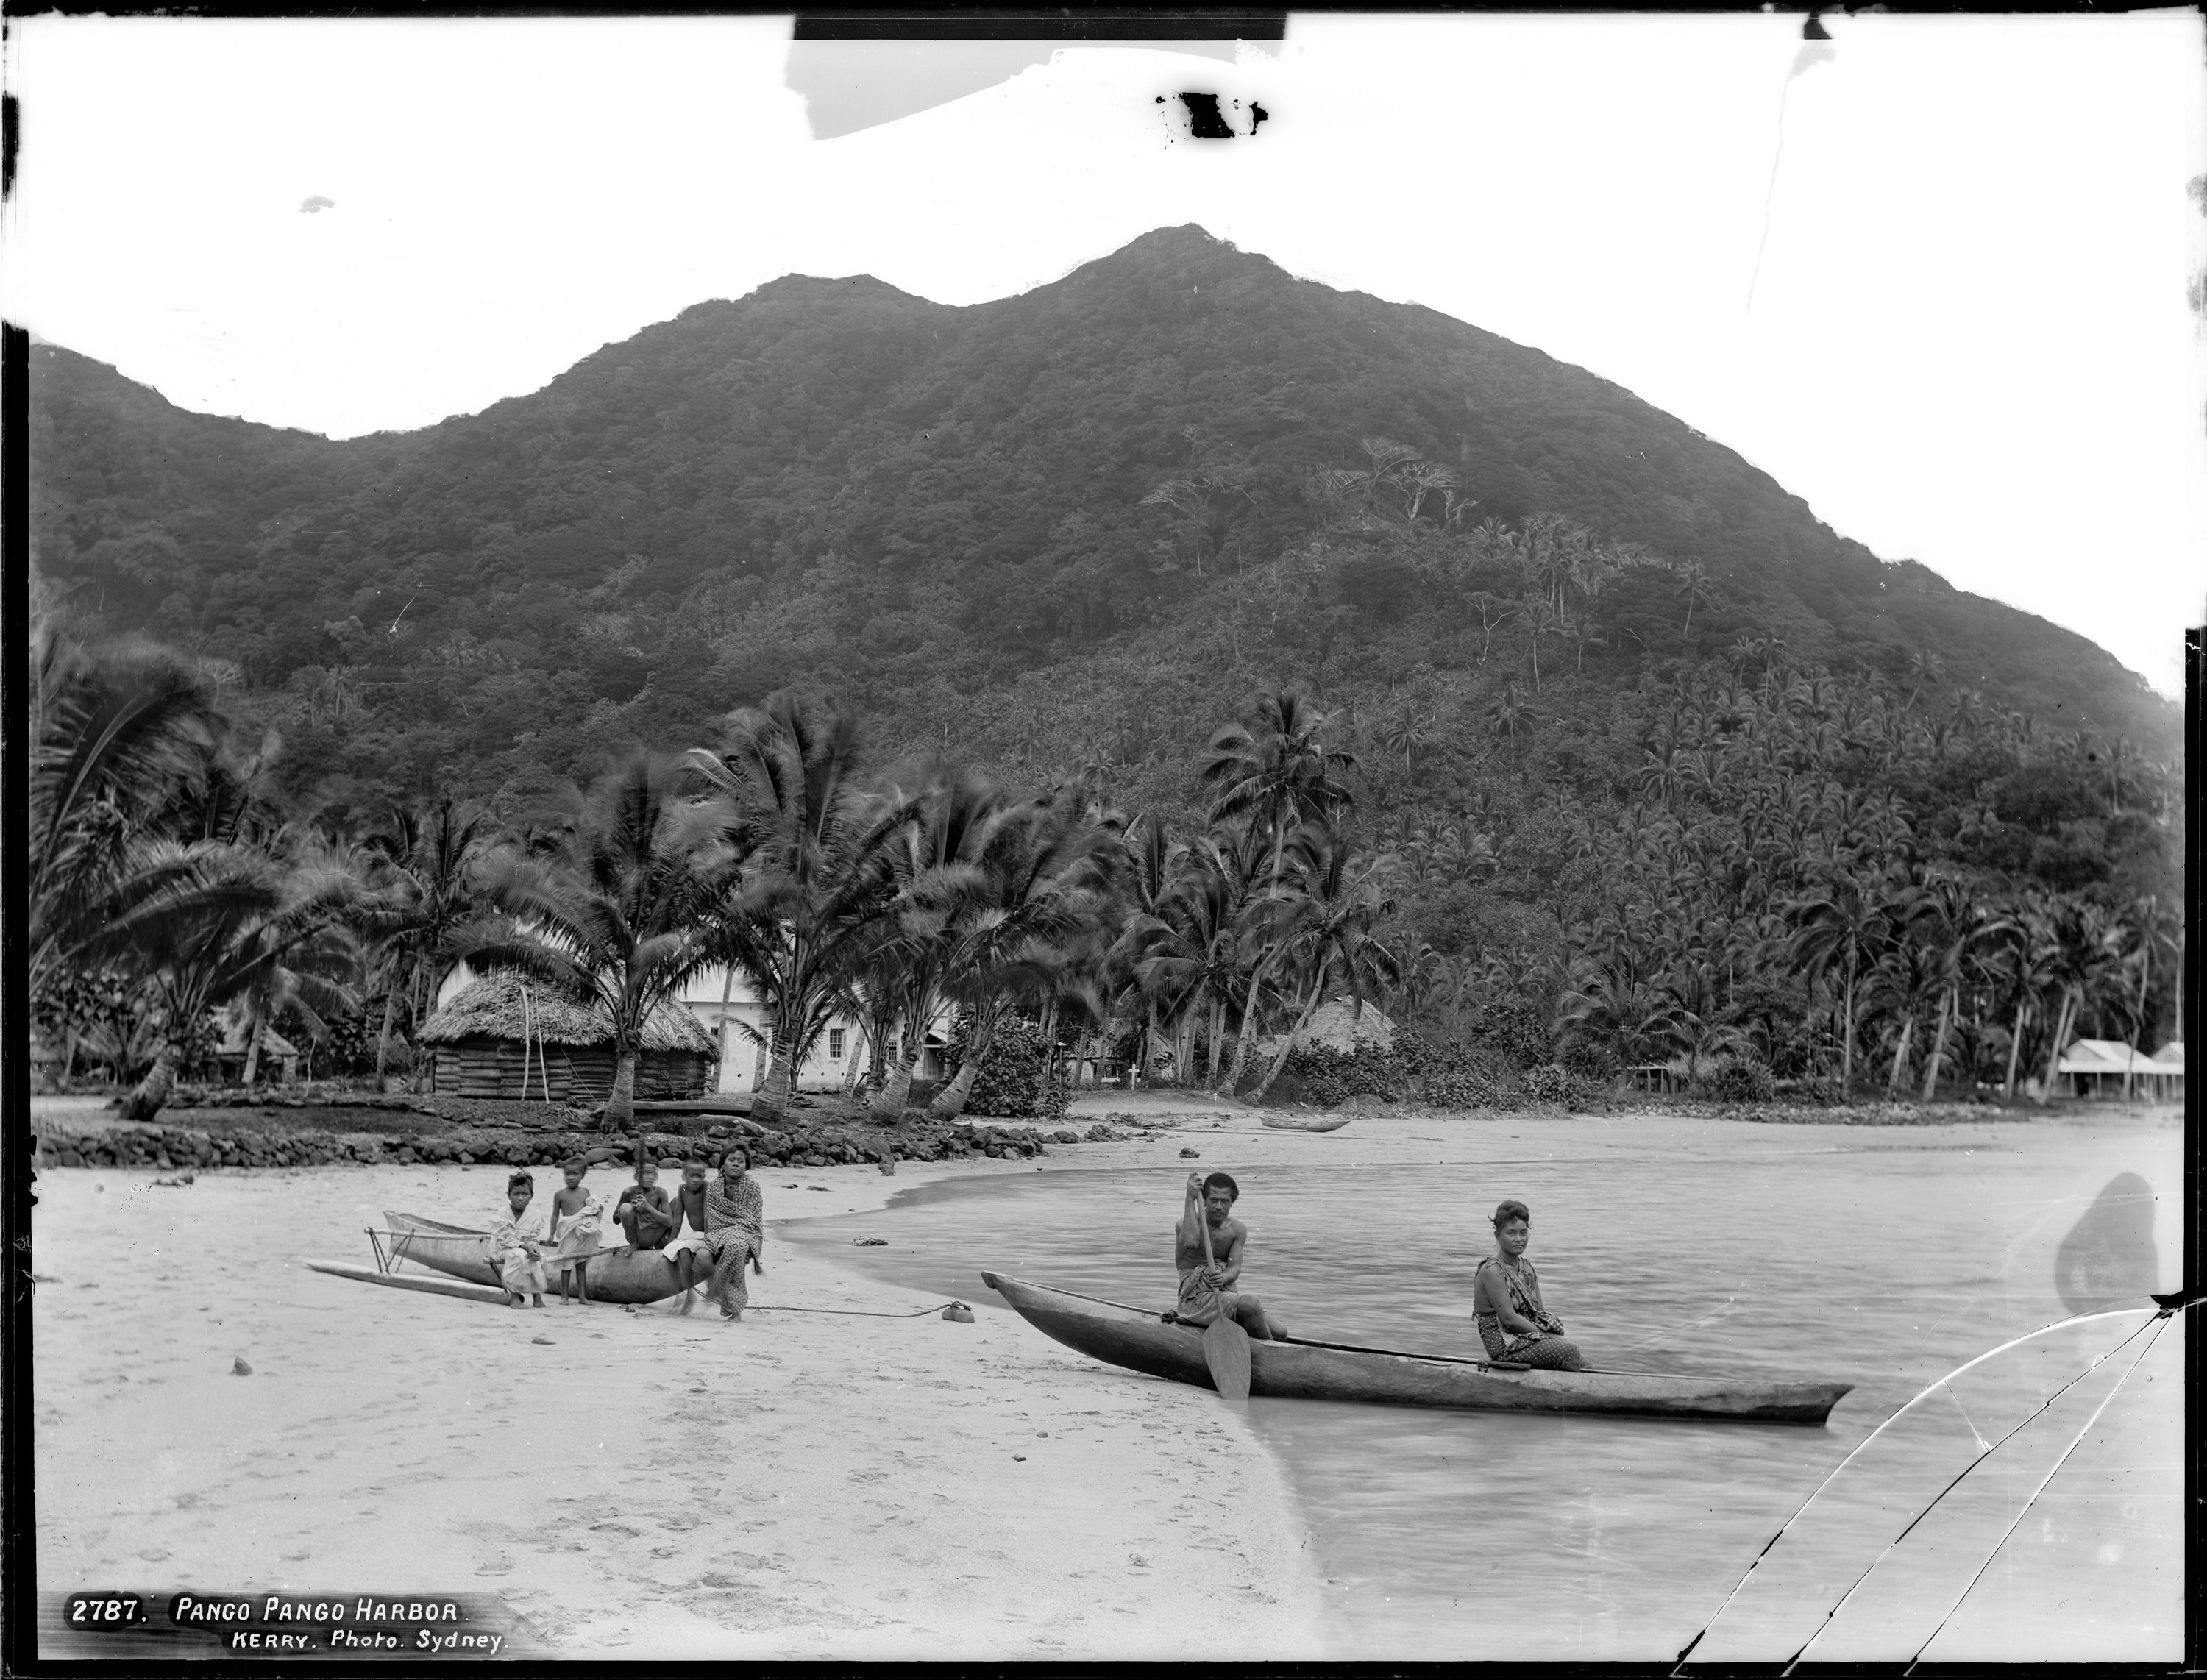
[2058,1037,2185,1102]
[418,972,716,1102]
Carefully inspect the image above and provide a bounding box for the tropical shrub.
[1517,1063,1585,1106]
[1696,1053,1776,1103]
[1270,1043,1397,1106]
[953,1015,1070,1120]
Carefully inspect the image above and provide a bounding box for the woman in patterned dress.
[1472,1199,1588,1371]
[702,1148,765,1321]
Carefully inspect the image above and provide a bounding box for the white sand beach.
[32,1094,2183,1659]
[32,1099,1332,1660]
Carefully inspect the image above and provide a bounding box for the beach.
[31,1092,2183,1660]
[32,1095,1329,1660]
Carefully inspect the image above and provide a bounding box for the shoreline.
[29,1103,1326,1661]
[32,1094,2181,1659]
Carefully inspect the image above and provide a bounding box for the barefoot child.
[611,1160,675,1252]
[1171,1171,1289,1340]
[490,1171,550,1309]
[547,1158,603,1305]
[661,1158,713,1315]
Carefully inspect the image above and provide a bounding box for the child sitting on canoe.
[611,1159,675,1252]
[546,1159,604,1306]
[1472,1199,1586,1371]
[490,1170,550,1309]
[1170,1171,1288,1340]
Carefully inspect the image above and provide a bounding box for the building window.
[828,1028,846,1059]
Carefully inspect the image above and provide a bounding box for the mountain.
[29,224,2175,830]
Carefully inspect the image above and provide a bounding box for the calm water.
[781,1116,2183,1660]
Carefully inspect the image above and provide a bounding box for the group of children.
[488,1151,768,1320]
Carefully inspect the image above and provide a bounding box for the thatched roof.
[1296,998,1396,1054]
[418,971,715,1053]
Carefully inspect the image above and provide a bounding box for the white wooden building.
[2054,1037,2185,1101]
[436,961,949,1095]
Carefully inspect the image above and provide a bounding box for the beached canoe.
[983,1273,1852,1425]
[1259,1114,1350,1133]
[377,1210,689,1304]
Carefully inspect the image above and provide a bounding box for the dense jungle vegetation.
[27,226,2183,1122]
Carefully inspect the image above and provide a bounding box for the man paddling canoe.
[1170,1172,1288,1341]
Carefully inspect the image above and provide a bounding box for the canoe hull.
[983,1273,1849,1425]
[383,1210,689,1305]
[1259,1115,1351,1133]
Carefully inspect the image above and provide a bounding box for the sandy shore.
[31,1089,2179,1659]
[30,1092,1328,1661]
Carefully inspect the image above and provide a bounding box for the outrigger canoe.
[984,1273,1851,1425]
[366,1210,689,1305]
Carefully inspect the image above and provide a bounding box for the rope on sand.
[714,1300,970,1319]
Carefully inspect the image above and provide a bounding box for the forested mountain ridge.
[31,221,2172,831]
[30,227,2183,1110]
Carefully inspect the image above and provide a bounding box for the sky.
[5,14,2202,694]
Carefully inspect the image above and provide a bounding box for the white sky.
[5,13,2202,693]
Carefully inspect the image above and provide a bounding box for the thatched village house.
[213,1007,300,1086]
[430,962,945,1097]
[419,971,716,1101]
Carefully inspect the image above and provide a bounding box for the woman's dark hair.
[508,1170,535,1193]
[1203,1172,1240,1203]
[722,1147,750,1170]
[1491,1199,1531,1231]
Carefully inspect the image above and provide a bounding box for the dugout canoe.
[982,1273,1850,1425]
[1259,1114,1351,1133]
[377,1209,689,1305]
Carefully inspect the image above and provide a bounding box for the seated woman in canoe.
[1472,1200,1586,1371]
[1170,1171,1288,1340]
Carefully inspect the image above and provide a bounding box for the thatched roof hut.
[418,972,715,1101]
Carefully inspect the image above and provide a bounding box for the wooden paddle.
[1195,1190,1253,1402]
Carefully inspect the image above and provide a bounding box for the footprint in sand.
[280,1549,312,1562]
[475,1560,513,1577]
[590,1523,642,1538]
[137,1548,171,1562]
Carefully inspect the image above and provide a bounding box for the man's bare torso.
[1175,1215,1245,1278]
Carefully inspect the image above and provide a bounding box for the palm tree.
[1106,813,1180,1086]
[2032,900,2125,1106]
[1560,964,1671,1068]
[28,624,223,998]
[1515,596,1561,692]
[357,798,493,1089]
[464,755,736,1131]
[1673,559,1713,640]
[1487,685,1532,752]
[928,791,1120,1119]
[1120,832,1251,1089]
[1786,871,1892,1094]
[1899,875,1993,1101]
[82,845,363,1120]
[1198,689,1357,894]
[864,767,1006,1120]
[1247,822,1401,1100]
[683,696,913,1127]
[1652,966,1744,1085]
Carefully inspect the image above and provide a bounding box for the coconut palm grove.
[26,229,2183,1128]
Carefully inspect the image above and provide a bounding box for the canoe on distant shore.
[983,1273,1851,1425]
[1259,1114,1351,1133]
[377,1209,689,1304]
